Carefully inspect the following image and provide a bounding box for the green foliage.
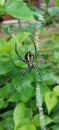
[0,0,59,130]
[0,5,5,16]
[0,122,4,130]
[53,85,59,96]
[33,114,53,126]
[0,0,5,6]
[48,7,59,16]
[44,0,50,8]
[45,92,57,114]
[55,0,59,7]
[5,0,35,21]
[14,103,25,128]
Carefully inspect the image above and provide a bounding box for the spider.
[15,40,37,73]
[15,39,39,85]
[15,40,52,83]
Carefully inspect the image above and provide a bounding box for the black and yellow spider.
[14,39,39,84]
[15,39,37,71]
[15,40,52,84]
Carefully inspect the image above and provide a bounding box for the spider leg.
[31,39,37,59]
[20,66,29,81]
[15,43,26,63]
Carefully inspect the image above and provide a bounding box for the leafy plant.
[0,0,59,130]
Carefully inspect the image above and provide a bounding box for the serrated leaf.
[45,92,57,114]
[14,103,25,128]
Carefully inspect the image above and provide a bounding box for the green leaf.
[45,92,57,114]
[0,122,4,130]
[33,114,40,127]
[0,5,5,16]
[13,103,25,128]
[53,111,59,123]
[48,7,59,16]
[33,114,53,127]
[0,38,12,52]
[14,60,27,68]
[8,92,20,102]
[25,108,32,119]
[0,75,7,86]
[10,32,30,47]
[0,83,14,99]
[0,61,13,75]
[53,85,59,96]
[44,115,53,125]
[41,85,50,98]
[0,52,10,62]
[5,0,35,21]
[20,86,34,103]
[16,118,32,128]
[2,118,14,130]
[54,52,59,62]
[44,0,50,8]
[51,125,59,130]
[12,72,22,92]
[1,110,13,119]
[31,6,45,22]
[19,124,36,130]
[0,98,7,109]
[29,100,36,111]
[12,71,33,93]
[42,72,55,85]
[55,0,59,7]
[53,21,59,28]
[16,32,31,44]
[0,0,5,6]
[53,33,59,43]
